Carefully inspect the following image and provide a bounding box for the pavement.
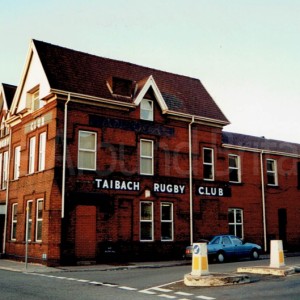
[0,258,190,273]
[0,252,299,275]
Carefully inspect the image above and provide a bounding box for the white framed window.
[14,146,21,180]
[203,148,214,181]
[11,203,18,240]
[28,136,36,174]
[26,200,33,241]
[267,159,278,186]
[228,208,244,239]
[2,151,8,189]
[32,90,44,111]
[229,154,241,183]
[140,201,153,241]
[78,131,97,170]
[140,139,154,175]
[140,99,153,121]
[36,199,43,242]
[161,202,173,241]
[38,132,46,171]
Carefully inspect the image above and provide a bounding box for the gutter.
[61,93,71,218]
[3,124,12,253]
[260,150,267,252]
[189,116,195,245]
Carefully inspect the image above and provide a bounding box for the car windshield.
[209,236,221,245]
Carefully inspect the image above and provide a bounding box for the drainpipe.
[189,116,195,245]
[260,150,267,252]
[2,125,12,253]
[61,93,71,218]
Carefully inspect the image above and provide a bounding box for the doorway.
[75,205,96,259]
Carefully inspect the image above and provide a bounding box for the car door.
[221,236,235,259]
[231,236,247,258]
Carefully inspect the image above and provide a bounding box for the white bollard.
[191,243,209,276]
[270,240,285,268]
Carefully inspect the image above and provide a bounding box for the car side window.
[222,236,231,245]
[232,237,243,245]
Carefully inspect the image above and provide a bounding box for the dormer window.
[140,99,153,121]
[32,90,43,111]
[28,88,44,112]
[112,77,132,97]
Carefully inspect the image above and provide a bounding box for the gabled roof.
[32,39,229,124]
[1,83,16,110]
[222,131,300,155]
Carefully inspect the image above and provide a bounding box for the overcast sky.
[1,0,299,143]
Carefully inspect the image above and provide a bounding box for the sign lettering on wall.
[196,185,231,197]
[89,115,174,137]
[95,179,140,191]
[153,183,185,194]
[94,179,231,197]
[24,112,52,134]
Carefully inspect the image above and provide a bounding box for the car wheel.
[216,251,225,263]
[251,249,260,260]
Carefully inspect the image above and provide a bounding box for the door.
[75,205,96,259]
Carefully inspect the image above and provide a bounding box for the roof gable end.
[133,75,168,112]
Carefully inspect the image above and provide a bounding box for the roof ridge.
[32,39,201,82]
[223,131,300,147]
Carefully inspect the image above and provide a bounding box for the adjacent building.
[0,40,299,265]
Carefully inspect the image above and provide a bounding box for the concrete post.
[270,240,285,268]
[191,243,209,276]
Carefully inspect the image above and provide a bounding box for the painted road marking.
[175,291,194,296]
[158,294,177,299]
[151,287,173,293]
[118,286,138,291]
[139,289,157,295]
[26,272,217,299]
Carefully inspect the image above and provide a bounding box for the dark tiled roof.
[2,83,17,108]
[33,40,229,123]
[222,131,300,155]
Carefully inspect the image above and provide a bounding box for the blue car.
[185,235,262,263]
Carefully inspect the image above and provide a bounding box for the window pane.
[141,99,153,121]
[79,132,96,150]
[161,204,172,221]
[229,224,235,235]
[141,203,152,220]
[229,156,237,168]
[78,152,96,169]
[141,158,152,175]
[140,222,152,240]
[229,169,238,182]
[236,225,242,238]
[204,149,212,163]
[267,173,275,185]
[267,160,274,171]
[161,223,172,240]
[36,221,42,241]
[203,165,213,179]
[236,210,242,223]
[141,141,152,156]
[228,209,234,223]
[37,201,43,219]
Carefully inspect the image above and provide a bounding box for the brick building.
[1,40,300,265]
